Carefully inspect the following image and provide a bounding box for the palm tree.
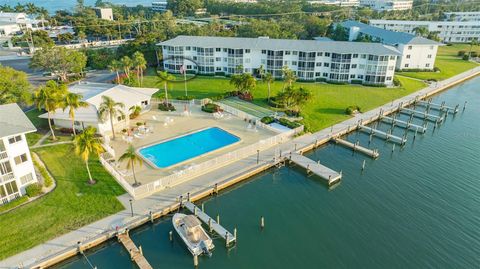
[257,64,265,79]
[33,80,67,141]
[282,66,297,89]
[62,92,88,136]
[468,38,478,59]
[74,126,104,185]
[118,145,143,187]
[120,56,133,77]
[156,71,175,104]
[108,60,122,84]
[263,72,274,102]
[413,26,429,37]
[133,51,147,86]
[98,96,125,140]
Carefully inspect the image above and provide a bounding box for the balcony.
[0,151,7,160]
[0,173,15,184]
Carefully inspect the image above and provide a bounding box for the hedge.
[25,183,43,197]
[260,116,275,124]
[278,118,301,129]
[201,103,221,113]
[158,102,176,111]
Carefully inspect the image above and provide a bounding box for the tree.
[468,38,478,59]
[0,65,32,105]
[108,60,122,84]
[132,51,147,86]
[276,86,312,114]
[57,32,74,44]
[282,66,297,89]
[413,26,429,37]
[118,145,143,187]
[329,24,348,41]
[74,126,104,185]
[98,96,125,140]
[33,80,67,141]
[62,92,88,136]
[168,0,203,17]
[230,73,256,95]
[30,47,87,82]
[77,31,87,43]
[156,71,175,104]
[263,72,274,102]
[120,56,133,77]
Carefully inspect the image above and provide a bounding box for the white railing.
[99,155,136,197]
[102,143,116,159]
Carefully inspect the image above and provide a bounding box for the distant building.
[0,103,38,204]
[0,22,20,37]
[94,8,114,21]
[341,20,441,70]
[443,11,480,22]
[152,0,168,12]
[159,35,401,85]
[359,0,413,11]
[39,82,157,136]
[370,19,480,43]
[0,12,44,32]
[308,0,359,7]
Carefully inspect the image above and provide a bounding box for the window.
[186,46,191,51]
[325,52,330,57]
[261,50,266,54]
[245,49,251,53]
[388,66,394,70]
[285,51,291,55]
[351,64,357,69]
[117,114,125,122]
[359,64,365,69]
[293,51,298,55]
[324,63,329,67]
[408,46,412,50]
[353,54,358,58]
[0,140,4,152]
[406,55,411,59]
[386,76,392,81]
[427,54,432,58]
[390,55,396,60]
[350,74,355,78]
[4,181,18,195]
[20,173,34,185]
[323,73,328,77]
[405,64,409,68]
[315,72,321,76]
[430,45,434,50]
[292,61,297,66]
[216,57,221,62]
[317,52,323,56]
[8,135,22,144]
[216,67,221,71]
[357,75,364,79]
[245,58,251,63]
[361,54,366,59]
[216,48,221,52]
[316,62,322,67]
[14,154,28,165]
[0,161,12,175]
[426,63,430,67]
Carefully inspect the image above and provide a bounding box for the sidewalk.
[1,66,479,269]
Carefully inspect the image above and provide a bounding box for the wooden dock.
[184,201,236,246]
[400,108,444,123]
[358,125,407,145]
[331,138,379,158]
[289,153,342,185]
[416,100,459,114]
[381,116,427,133]
[117,233,153,269]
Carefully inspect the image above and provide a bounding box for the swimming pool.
[138,127,240,169]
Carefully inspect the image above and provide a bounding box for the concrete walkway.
[1,66,479,269]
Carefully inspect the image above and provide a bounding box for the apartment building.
[94,8,114,21]
[152,0,168,12]
[159,36,401,85]
[0,12,43,32]
[359,0,413,11]
[308,0,360,7]
[443,12,480,22]
[370,19,480,43]
[341,20,441,70]
[0,104,38,204]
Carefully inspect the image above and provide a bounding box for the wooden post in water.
[362,160,366,171]
[169,230,173,242]
[194,206,197,216]
[208,218,212,232]
[139,246,143,256]
[260,216,265,229]
[150,211,154,223]
[216,214,220,225]
[392,144,395,152]
[187,192,190,202]
[234,227,237,240]
[463,101,467,111]
[201,203,204,212]
[225,232,229,248]
[193,255,198,267]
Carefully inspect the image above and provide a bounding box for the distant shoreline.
[0,0,151,14]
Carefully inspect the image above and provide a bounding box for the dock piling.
[193,255,198,267]
[169,230,173,242]
[260,216,265,229]
[216,214,220,225]
[362,160,366,171]
[234,227,237,240]
[201,203,204,212]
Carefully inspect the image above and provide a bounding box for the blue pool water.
[138,127,240,168]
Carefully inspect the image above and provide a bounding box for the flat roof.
[341,20,441,46]
[0,103,36,138]
[159,35,401,55]
[370,19,480,26]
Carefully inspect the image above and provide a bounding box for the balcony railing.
[0,173,15,184]
[0,151,7,160]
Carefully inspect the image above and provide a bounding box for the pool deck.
[2,67,479,269]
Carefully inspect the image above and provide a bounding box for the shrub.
[315,77,327,82]
[0,196,29,213]
[363,83,386,87]
[327,80,348,85]
[278,118,301,129]
[346,105,361,115]
[285,110,300,117]
[214,72,226,76]
[393,77,402,86]
[158,102,176,111]
[471,51,478,57]
[176,95,194,100]
[33,158,53,188]
[458,50,466,56]
[201,103,221,113]
[136,122,144,127]
[260,116,275,124]
[351,79,363,84]
[462,54,470,61]
[25,183,43,197]
[433,66,441,72]
[59,128,74,134]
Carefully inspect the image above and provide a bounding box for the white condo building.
[443,12,480,22]
[0,104,38,204]
[308,0,359,7]
[159,36,401,85]
[152,1,168,12]
[0,12,44,32]
[341,21,441,70]
[359,0,413,11]
[370,19,480,43]
[94,8,114,21]
[40,82,157,136]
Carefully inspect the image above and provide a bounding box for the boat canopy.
[183,215,202,228]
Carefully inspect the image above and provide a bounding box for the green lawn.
[398,44,479,81]
[142,70,426,131]
[25,109,73,146]
[0,144,125,259]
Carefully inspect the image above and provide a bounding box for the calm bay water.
[54,77,480,269]
[0,0,151,13]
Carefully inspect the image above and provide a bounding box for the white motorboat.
[172,213,214,256]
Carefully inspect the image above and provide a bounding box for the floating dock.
[184,201,236,246]
[331,138,379,159]
[288,153,342,185]
[381,116,427,133]
[358,125,407,145]
[400,108,444,123]
[117,233,153,269]
[416,100,459,114]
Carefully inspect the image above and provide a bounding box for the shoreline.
[2,66,479,269]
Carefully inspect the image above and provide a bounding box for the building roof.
[158,35,402,55]
[0,103,36,137]
[39,82,158,122]
[341,20,441,46]
[369,19,480,26]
